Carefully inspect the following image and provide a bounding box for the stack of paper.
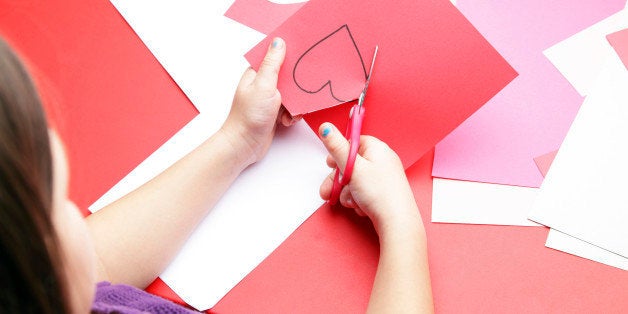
[432,0,627,226]
[431,0,628,271]
[529,29,628,270]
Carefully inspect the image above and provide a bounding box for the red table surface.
[2,1,627,313]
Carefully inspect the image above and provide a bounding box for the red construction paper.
[224,0,305,35]
[210,150,628,313]
[533,150,558,177]
[0,1,198,211]
[607,28,628,70]
[246,0,517,168]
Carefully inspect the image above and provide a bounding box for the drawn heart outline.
[292,24,367,103]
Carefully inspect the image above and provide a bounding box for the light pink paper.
[433,0,626,188]
[224,0,305,35]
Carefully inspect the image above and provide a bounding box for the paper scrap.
[607,28,628,69]
[246,0,517,168]
[433,0,626,188]
[529,50,628,259]
[224,0,305,35]
[432,178,540,226]
[533,150,558,177]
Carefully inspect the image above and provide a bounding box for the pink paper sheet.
[433,0,626,188]
[607,28,628,69]
[245,0,517,168]
[533,150,558,177]
[224,0,305,35]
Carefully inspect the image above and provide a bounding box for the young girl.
[0,36,432,313]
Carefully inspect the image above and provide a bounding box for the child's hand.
[318,122,420,234]
[221,37,298,165]
[319,123,432,313]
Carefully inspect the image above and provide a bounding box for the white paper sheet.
[161,121,327,309]
[546,229,628,271]
[431,178,541,226]
[544,8,628,96]
[109,0,264,115]
[528,53,628,259]
[94,0,329,310]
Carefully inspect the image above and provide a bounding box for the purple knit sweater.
[91,282,198,314]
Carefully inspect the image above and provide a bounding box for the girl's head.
[0,37,96,313]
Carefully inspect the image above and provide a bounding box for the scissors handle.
[329,103,365,205]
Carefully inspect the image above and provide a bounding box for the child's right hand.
[318,122,421,235]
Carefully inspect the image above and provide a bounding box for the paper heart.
[292,24,367,104]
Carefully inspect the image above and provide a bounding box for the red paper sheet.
[211,151,628,313]
[607,28,628,70]
[224,0,305,35]
[0,0,198,213]
[246,0,517,168]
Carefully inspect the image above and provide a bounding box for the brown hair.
[0,37,68,313]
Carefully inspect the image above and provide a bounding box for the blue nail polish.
[272,39,279,48]
[322,126,331,137]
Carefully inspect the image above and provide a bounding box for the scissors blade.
[358,45,378,107]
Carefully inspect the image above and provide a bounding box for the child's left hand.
[221,37,298,166]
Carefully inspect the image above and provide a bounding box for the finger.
[278,107,301,127]
[354,207,367,217]
[277,106,287,125]
[357,135,377,156]
[282,112,303,126]
[318,123,350,171]
[280,107,293,127]
[319,170,335,200]
[254,37,286,90]
[326,155,337,168]
[339,187,356,209]
[239,67,257,88]
[282,112,302,126]
[291,114,303,124]
[357,135,392,159]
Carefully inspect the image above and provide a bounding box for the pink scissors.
[329,46,378,205]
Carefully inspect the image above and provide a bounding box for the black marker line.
[292,24,368,103]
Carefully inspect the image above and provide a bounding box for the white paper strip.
[546,229,628,271]
[432,178,541,226]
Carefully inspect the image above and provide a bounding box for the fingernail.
[321,126,331,138]
[290,115,302,125]
[271,38,283,49]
